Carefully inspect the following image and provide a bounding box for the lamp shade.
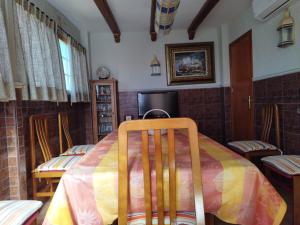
[155,0,180,34]
[150,55,161,76]
[277,9,294,48]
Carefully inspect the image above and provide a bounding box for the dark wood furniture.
[264,163,300,225]
[91,79,118,143]
[228,104,281,161]
[118,118,206,225]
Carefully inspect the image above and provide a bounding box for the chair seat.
[128,212,196,225]
[35,156,81,172]
[0,200,42,225]
[262,155,300,176]
[61,145,95,156]
[228,140,278,153]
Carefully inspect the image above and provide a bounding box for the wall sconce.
[150,55,161,76]
[277,9,294,48]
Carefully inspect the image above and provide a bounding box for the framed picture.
[165,42,215,85]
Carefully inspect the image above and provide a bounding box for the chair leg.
[293,176,300,225]
[32,177,37,200]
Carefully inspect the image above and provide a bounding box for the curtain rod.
[16,0,86,52]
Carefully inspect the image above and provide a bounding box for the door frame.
[229,30,255,140]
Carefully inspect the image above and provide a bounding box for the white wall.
[90,28,227,91]
[228,1,300,81]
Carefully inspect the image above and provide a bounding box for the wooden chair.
[0,200,42,225]
[30,114,81,199]
[58,112,95,156]
[262,155,300,225]
[228,104,282,161]
[118,118,206,225]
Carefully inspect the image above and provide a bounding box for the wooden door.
[230,31,254,140]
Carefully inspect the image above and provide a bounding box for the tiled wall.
[118,88,226,143]
[0,103,9,200]
[0,98,92,200]
[254,72,300,155]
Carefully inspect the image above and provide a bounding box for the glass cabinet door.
[95,84,113,140]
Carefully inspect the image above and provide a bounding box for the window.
[59,39,72,92]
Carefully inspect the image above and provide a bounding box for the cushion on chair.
[35,156,81,172]
[61,145,95,156]
[262,155,300,176]
[128,212,196,225]
[227,140,278,153]
[0,200,42,225]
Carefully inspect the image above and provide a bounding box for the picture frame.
[165,42,215,85]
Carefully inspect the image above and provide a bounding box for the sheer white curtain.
[0,3,15,101]
[69,39,90,103]
[16,2,67,102]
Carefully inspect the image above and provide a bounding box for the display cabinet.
[91,79,118,143]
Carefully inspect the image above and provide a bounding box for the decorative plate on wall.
[97,66,110,79]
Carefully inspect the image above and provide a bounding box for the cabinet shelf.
[91,79,118,143]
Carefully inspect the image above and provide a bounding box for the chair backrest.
[260,104,280,148]
[58,112,74,154]
[29,114,53,171]
[118,118,205,225]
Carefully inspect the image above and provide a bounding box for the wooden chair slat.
[154,129,164,225]
[142,130,152,225]
[35,120,52,162]
[62,116,73,148]
[168,129,176,225]
[118,126,129,225]
[265,106,274,142]
[58,113,74,154]
[188,126,206,225]
[261,105,273,142]
[274,105,280,148]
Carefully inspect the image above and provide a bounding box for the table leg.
[293,176,300,225]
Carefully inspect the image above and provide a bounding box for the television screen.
[137,91,179,118]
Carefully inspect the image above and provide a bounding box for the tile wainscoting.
[118,88,227,144]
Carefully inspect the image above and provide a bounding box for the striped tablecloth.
[43,131,286,225]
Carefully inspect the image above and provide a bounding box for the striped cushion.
[228,140,278,153]
[35,156,81,172]
[128,212,196,225]
[262,155,300,175]
[61,145,95,156]
[0,200,42,225]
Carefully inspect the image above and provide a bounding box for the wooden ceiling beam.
[150,0,157,41]
[187,0,220,40]
[94,0,121,43]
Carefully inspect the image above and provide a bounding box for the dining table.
[43,130,286,225]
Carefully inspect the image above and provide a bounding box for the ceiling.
[46,0,252,33]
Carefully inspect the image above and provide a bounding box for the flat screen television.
[137,91,179,118]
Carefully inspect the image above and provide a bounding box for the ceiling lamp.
[155,0,180,34]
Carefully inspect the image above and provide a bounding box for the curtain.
[16,2,67,102]
[0,2,15,101]
[69,38,90,103]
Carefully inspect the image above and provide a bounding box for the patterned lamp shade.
[155,0,180,34]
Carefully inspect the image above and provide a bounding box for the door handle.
[248,96,251,110]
